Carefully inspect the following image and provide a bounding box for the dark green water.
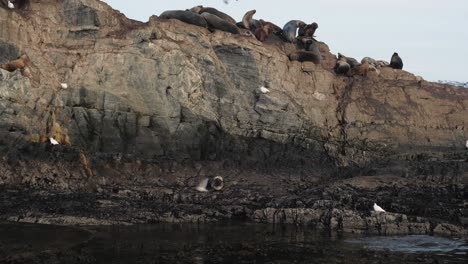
[0,222,467,263]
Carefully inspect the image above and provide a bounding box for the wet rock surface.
[0,0,467,235]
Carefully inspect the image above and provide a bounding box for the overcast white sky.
[103,0,468,82]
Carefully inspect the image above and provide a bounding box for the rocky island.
[0,0,467,238]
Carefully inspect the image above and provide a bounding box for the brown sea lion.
[282,20,306,42]
[298,22,318,38]
[289,51,321,64]
[201,12,240,34]
[259,19,282,34]
[242,9,258,31]
[159,10,208,28]
[334,58,351,74]
[347,58,370,77]
[254,22,274,42]
[1,54,29,72]
[195,6,237,25]
[390,52,403,69]
[337,53,360,68]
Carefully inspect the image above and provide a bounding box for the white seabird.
[49,137,59,145]
[373,203,386,213]
[259,86,270,94]
[195,178,209,192]
[60,83,68,89]
[465,140,468,149]
[7,1,14,9]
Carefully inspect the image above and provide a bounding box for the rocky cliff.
[0,0,467,235]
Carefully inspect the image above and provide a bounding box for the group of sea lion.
[159,6,323,65]
[334,52,404,76]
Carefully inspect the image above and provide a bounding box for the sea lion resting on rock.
[190,5,237,25]
[337,53,360,68]
[298,22,318,38]
[1,54,29,72]
[254,21,275,42]
[347,58,370,77]
[159,10,208,28]
[1,54,32,78]
[334,57,351,74]
[242,9,262,32]
[201,12,240,34]
[390,52,403,69]
[282,20,306,42]
[289,51,321,64]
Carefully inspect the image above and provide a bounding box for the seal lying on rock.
[159,10,208,28]
[288,51,321,64]
[338,53,360,68]
[282,20,306,42]
[347,58,370,77]
[390,52,403,69]
[298,22,318,38]
[191,5,236,25]
[242,9,262,32]
[334,57,351,74]
[201,12,240,34]
[1,54,31,77]
[195,176,224,192]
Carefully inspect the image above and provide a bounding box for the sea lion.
[289,51,321,64]
[259,19,282,34]
[242,9,260,31]
[254,22,274,42]
[390,52,403,69]
[337,53,360,68]
[334,58,351,74]
[189,5,203,13]
[159,10,208,28]
[197,6,236,25]
[298,22,318,38]
[300,38,322,64]
[282,20,306,42]
[1,54,29,72]
[201,12,240,34]
[209,176,224,191]
[347,58,370,77]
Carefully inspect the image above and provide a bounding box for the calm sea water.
[0,222,467,263]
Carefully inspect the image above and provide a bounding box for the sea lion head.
[189,5,203,13]
[311,22,318,29]
[393,52,399,56]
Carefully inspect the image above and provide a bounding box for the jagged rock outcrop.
[0,0,467,234]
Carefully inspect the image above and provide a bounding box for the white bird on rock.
[373,203,386,213]
[49,137,59,145]
[7,1,14,9]
[60,83,68,89]
[259,86,270,94]
[195,178,209,192]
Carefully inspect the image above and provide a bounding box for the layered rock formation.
[0,0,467,234]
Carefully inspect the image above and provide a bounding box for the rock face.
[0,0,467,234]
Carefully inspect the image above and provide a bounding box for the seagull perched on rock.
[60,83,68,89]
[259,86,270,94]
[195,178,209,192]
[373,203,386,213]
[7,1,14,9]
[49,137,59,145]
